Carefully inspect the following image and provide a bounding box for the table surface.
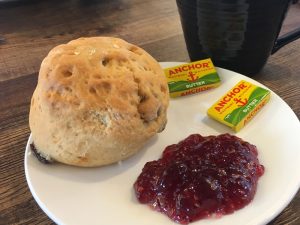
[0,0,299,224]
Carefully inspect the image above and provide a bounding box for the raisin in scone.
[29,37,169,167]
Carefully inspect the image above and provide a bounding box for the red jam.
[134,134,264,224]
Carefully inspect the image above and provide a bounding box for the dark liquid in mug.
[176,0,290,75]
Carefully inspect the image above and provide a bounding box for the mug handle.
[272,27,300,54]
[272,1,300,54]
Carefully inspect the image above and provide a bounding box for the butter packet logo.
[207,80,271,132]
[164,59,221,97]
[224,87,269,126]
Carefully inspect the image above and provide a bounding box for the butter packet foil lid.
[207,80,271,132]
[164,59,221,97]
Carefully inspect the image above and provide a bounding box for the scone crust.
[29,37,169,167]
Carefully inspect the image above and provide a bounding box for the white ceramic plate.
[25,62,300,225]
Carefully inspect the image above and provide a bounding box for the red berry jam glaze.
[134,134,264,224]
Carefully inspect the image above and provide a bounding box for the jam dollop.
[134,133,264,224]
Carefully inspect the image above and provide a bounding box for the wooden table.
[0,0,299,224]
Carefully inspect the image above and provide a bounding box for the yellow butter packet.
[164,59,221,97]
[207,80,271,132]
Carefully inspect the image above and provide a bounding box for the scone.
[29,37,169,167]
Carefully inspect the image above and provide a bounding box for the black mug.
[176,0,300,75]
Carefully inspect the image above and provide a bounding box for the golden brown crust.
[29,37,169,167]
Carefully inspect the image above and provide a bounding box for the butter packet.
[164,59,221,97]
[207,80,271,132]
